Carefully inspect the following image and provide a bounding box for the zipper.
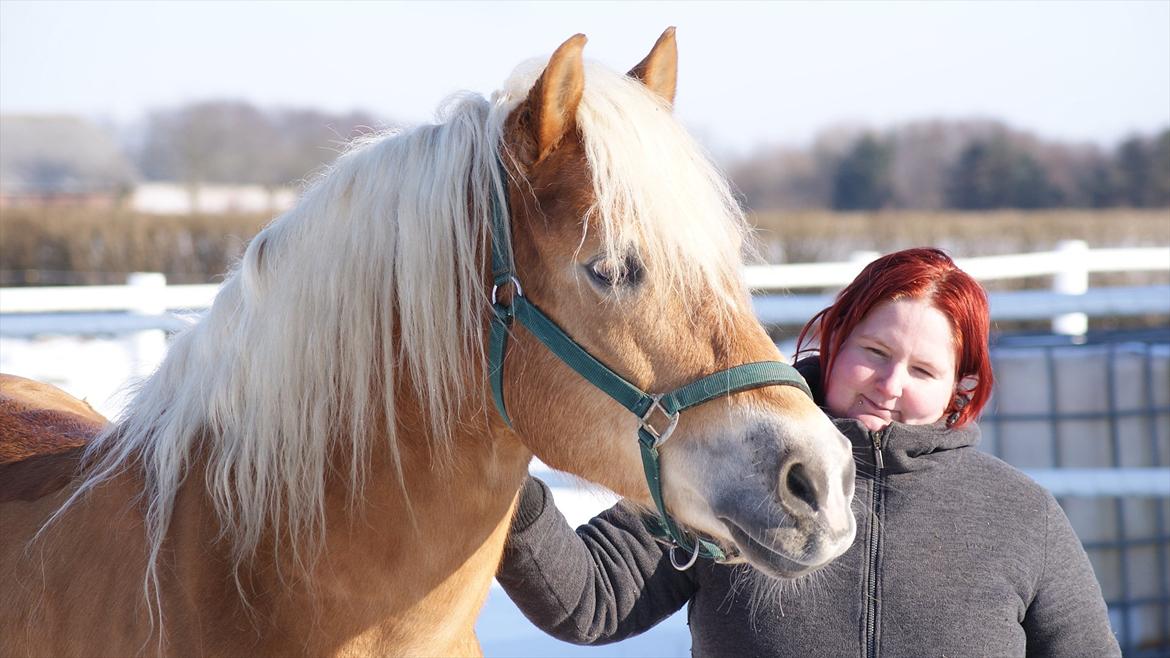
[865,428,885,658]
[871,429,885,471]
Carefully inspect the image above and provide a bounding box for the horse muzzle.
[688,419,857,579]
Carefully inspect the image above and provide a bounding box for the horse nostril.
[785,462,819,512]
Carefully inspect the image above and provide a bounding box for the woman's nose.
[874,366,904,398]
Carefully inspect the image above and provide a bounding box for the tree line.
[729,120,1170,211]
[131,101,387,192]
[128,102,1168,212]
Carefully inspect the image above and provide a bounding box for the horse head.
[492,30,856,578]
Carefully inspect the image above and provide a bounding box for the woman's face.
[826,298,958,432]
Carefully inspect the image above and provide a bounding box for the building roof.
[0,115,137,195]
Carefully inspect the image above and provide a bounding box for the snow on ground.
[0,334,690,657]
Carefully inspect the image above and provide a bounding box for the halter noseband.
[487,159,812,568]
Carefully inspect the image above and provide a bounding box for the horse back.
[0,374,108,501]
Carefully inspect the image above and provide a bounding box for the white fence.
[3,241,1167,339]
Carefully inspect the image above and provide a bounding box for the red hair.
[794,248,993,427]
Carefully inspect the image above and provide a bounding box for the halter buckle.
[640,394,679,448]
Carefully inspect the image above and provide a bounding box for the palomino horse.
[0,30,856,656]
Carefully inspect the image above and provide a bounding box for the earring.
[946,391,969,426]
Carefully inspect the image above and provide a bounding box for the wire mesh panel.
[983,330,1170,656]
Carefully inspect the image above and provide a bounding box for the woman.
[497,248,1119,656]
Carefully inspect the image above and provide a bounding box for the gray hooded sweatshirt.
[497,359,1120,657]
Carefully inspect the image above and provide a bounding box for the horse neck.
[241,388,531,654]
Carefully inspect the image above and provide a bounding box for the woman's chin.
[857,414,891,432]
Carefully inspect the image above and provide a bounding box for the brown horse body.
[2,376,529,655]
[1,31,856,656]
[0,374,105,501]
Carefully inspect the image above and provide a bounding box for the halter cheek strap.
[487,159,812,566]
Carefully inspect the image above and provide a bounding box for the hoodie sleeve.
[496,476,698,645]
[1023,493,1121,657]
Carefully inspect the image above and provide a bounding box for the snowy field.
[0,334,690,657]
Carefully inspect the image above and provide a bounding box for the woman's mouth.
[859,395,897,419]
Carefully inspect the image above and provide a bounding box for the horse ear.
[525,33,587,165]
[628,27,677,108]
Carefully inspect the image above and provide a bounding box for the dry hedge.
[0,208,270,285]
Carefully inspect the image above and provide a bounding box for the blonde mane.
[57,58,751,605]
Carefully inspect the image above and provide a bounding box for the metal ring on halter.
[491,276,524,305]
[669,541,701,571]
[640,394,680,448]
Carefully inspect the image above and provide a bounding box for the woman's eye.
[586,254,644,288]
[864,347,887,358]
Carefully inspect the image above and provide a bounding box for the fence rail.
[743,243,1170,290]
[2,243,1167,338]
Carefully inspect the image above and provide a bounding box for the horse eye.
[586,254,644,289]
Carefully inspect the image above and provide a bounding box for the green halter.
[487,159,812,569]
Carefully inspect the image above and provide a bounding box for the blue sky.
[2,1,1167,157]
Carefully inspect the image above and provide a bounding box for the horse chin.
[715,517,839,579]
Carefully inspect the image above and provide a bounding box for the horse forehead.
[521,129,593,204]
[512,136,601,253]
